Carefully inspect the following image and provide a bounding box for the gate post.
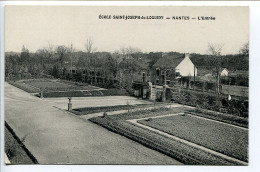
[68,97,72,111]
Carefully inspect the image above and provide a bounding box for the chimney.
[162,53,168,57]
[185,53,190,59]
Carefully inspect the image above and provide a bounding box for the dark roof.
[153,54,185,69]
[140,57,152,69]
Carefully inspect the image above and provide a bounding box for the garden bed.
[138,114,248,162]
[89,113,244,165]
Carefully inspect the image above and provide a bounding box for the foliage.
[172,89,248,116]
[5,42,248,92]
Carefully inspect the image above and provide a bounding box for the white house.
[221,68,229,77]
[153,53,197,85]
[175,53,197,77]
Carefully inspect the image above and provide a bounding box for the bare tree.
[68,44,75,73]
[120,46,141,58]
[85,37,97,84]
[207,43,224,109]
[85,37,96,54]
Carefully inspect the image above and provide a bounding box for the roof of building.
[153,54,185,69]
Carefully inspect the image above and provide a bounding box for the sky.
[5,6,249,54]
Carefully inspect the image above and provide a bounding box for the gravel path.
[5,82,181,165]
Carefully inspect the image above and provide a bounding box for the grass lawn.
[10,79,130,97]
[22,79,98,91]
[138,114,248,162]
[5,125,35,164]
[9,81,41,93]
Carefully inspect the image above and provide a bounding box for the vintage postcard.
[4,6,249,165]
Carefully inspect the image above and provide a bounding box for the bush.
[171,90,248,117]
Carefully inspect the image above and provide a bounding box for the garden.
[138,114,248,162]
[9,79,129,98]
[89,106,248,165]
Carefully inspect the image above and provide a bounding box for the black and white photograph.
[3,5,249,166]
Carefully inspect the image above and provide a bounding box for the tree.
[105,53,119,80]
[120,46,141,58]
[119,56,142,89]
[85,37,96,54]
[84,38,98,84]
[239,42,249,56]
[56,45,68,69]
[20,45,30,64]
[207,43,224,109]
[68,44,75,73]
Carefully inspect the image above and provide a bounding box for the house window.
[156,68,160,76]
[142,72,146,82]
[156,79,159,84]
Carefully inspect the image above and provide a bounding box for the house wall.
[133,70,152,83]
[221,69,229,76]
[175,56,197,77]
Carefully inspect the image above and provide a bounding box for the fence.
[221,85,248,98]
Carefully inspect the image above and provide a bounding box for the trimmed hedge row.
[186,108,248,128]
[72,104,152,115]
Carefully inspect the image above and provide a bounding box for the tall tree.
[207,43,224,107]
[85,37,96,54]
[20,45,30,64]
[85,38,97,84]
[56,45,68,69]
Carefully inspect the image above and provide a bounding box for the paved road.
[4,82,181,165]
